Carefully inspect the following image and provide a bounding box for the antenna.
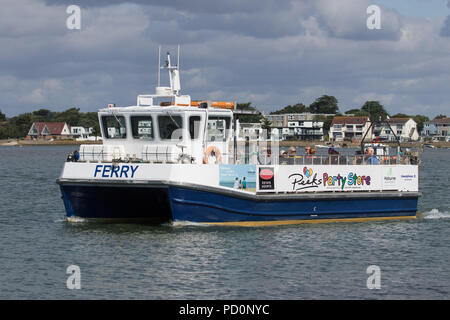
[177,44,180,69]
[157,45,161,87]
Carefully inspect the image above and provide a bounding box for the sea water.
[0,146,449,299]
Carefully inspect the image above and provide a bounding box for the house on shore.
[374,118,419,142]
[329,116,372,142]
[71,126,94,140]
[27,122,72,140]
[266,113,328,141]
[422,118,450,141]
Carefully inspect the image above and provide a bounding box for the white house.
[27,122,72,139]
[236,121,265,141]
[374,118,419,142]
[329,116,372,142]
[71,126,94,140]
[266,113,326,141]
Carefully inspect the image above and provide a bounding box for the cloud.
[0,0,449,119]
[440,0,450,36]
[312,0,403,40]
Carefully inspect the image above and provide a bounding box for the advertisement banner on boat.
[258,167,275,191]
[256,165,419,193]
[219,165,256,191]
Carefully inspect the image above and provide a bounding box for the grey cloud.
[441,16,450,37]
[311,0,403,41]
[440,0,450,36]
[43,0,289,14]
[0,0,449,118]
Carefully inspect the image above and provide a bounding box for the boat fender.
[203,146,223,164]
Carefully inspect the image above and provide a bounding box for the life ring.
[203,146,223,164]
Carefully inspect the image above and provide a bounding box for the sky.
[0,0,449,118]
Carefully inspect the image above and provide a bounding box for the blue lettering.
[348,173,353,185]
[102,165,111,178]
[94,165,102,177]
[112,165,120,178]
[130,165,139,178]
[120,165,130,178]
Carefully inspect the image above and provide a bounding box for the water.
[0,146,449,299]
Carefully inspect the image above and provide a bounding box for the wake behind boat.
[57,47,421,226]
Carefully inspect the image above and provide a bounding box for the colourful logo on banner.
[289,167,372,191]
[289,167,322,191]
[323,172,371,190]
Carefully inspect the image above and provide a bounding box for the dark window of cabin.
[131,116,154,140]
[189,116,202,140]
[101,115,127,139]
[158,115,183,140]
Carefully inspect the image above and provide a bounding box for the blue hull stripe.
[171,197,415,217]
[168,187,418,223]
[59,182,419,224]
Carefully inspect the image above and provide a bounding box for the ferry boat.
[57,48,421,226]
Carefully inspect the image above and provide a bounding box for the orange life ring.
[203,146,223,164]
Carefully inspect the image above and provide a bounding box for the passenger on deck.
[353,150,363,165]
[328,147,339,155]
[328,147,339,164]
[305,146,311,156]
[366,147,378,165]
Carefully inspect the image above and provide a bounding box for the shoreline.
[1,139,449,149]
[0,139,102,146]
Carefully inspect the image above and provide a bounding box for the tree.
[270,103,310,114]
[33,109,52,118]
[360,101,389,123]
[0,109,6,122]
[344,108,362,115]
[261,117,272,139]
[434,114,447,119]
[236,102,262,123]
[309,95,339,114]
[54,107,81,125]
[413,115,429,134]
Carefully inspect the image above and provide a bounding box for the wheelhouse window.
[207,116,231,141]
[131,116,154,140]
[101,115,127,139]
[158,115,183,140]
[189,116,202,140]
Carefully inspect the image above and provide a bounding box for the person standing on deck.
[367,147,378,165]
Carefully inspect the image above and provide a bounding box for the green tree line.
[0,108,99,139]
[0,99,446,139]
